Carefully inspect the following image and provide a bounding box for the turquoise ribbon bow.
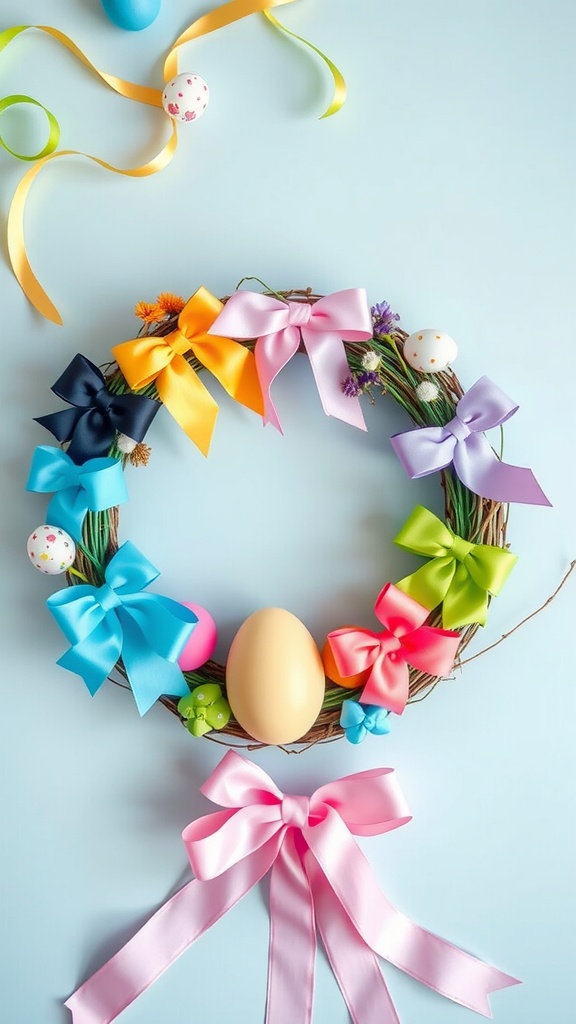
[47,541,197,715]
[26,445,128,541]
[340,699,391,745]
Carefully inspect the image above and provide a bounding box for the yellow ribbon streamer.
[2,4,346,324]
[111,287,264,455]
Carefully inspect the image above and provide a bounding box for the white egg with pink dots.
[404,329,458,373]
[162,72,209,123]
[27,525,76,575]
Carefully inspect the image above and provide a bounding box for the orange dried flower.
[157,292,186,315]
[134,301,166,324]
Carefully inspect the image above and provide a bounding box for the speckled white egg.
[162,73,209,123]
[27,525,76,575]
[404,330,458,373]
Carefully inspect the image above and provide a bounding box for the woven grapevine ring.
[28,284,550,749]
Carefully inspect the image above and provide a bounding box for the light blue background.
[1,1,575,1022]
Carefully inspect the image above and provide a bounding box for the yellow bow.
[112,287,264,456]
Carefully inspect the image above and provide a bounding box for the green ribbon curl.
[0,93,60,161]
[394,505,518,629]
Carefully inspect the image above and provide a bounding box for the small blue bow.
[26,446,128,541]
[340,699,391,744]
[35,353,159,464]
[47,541,198,715]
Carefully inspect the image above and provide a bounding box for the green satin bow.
[394,506,518,629]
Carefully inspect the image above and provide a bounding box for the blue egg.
[101,0,161,31]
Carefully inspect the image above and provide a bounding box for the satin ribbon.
[112,287,263,455]
[3,6,345,323]
[34,353,159,465]
[26,445,128,541]
[47,541,197,715]
[327,583,460,713]
[390,376,551,506]
[340,699,391,744]
[64,751,519,1024]
[0,93,60,159]
[209,289,372,431]
[394,505,518,629]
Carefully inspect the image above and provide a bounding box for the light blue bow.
[26,445,128,540]
[47,541,198,715]
[340,699,391,745]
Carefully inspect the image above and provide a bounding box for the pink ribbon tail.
[301,326,367,430]
[254,326,301,432]
[304,808,521,1018]
[64,838,281,1024]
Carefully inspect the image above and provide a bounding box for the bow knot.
[46,541,197,715]
[394,506,518,629]
[390,376,551,505]
[450,533,475,562]
[445,414,471,443]
[112,287,264,457]
[287,300,312,328]
[95,581,122,614]
[208,288,373,433]
[281,794,310,828]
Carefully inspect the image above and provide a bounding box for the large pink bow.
[327,583,461,713]
[65,751,519,1024]
[208,289,373,431]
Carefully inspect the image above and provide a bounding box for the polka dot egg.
[162,73,209,123]
[404,330,458,373]
[27,525,76,575]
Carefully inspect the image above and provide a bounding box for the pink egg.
[177,602,218,671]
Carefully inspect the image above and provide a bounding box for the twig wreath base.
[70,288,509,749]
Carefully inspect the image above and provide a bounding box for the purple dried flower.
[341,375,362,397]
[371,301,400,336]
[358,370,380,387]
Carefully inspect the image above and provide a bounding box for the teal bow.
[26,445,128,541]
[47,541,197,715]
[340,699,391,745]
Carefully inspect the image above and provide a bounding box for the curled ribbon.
[47,540,197,714]
[64,751,519,1024]
[390,376,551,506]
[2,5,346,323]
[34,353,160,464]
[327,583,460,713]
[112,287,264,456]
[26,445,128,541]
[209,288,373,431]
[394,505,518,629]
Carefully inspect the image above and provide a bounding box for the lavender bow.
[390,376,551,506]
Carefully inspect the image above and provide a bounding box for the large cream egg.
[404,329,458,372]
[225,608,325,745]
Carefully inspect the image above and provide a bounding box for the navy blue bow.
[35,354,160,464]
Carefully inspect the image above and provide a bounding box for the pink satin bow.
[208,288,373,431]
[65,751,519,1024]
[327,583,461,713]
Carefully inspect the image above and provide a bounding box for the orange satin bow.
[112,287,263,456]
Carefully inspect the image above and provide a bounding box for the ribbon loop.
[64,751,520,1024]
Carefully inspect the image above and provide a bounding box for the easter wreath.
[26,283,552,748]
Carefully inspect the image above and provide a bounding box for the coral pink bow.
[65,751,518,1024]
[208,288,373,432]
[327,583,460,713]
